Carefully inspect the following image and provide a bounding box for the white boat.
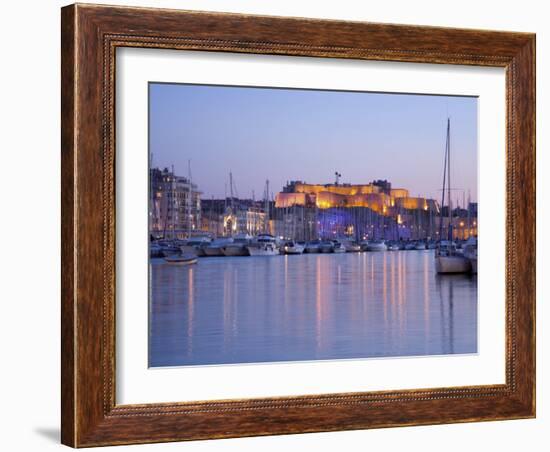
[204,238,234,256]
[387,241,400,251]
[163,253,198,265]
[343,241,361,252]
[462,236,478,274]
[366,240,387,252]
[435,241,471,273]
[414,241,427,250]
[160,243,181,257]
[222,234,252,256]
[332,241,346,253]
[304,240,321,253]
[180,237,212,257]
[435,119,471,274]
[283,241,305,255]
[404,242,416,250]
[319,241,334,253]
[247,234,279,256]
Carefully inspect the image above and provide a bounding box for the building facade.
[150,167,201,238]
[273,180,475,242]
[201,198,268,237]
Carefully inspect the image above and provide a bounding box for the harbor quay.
[149,167,477,247]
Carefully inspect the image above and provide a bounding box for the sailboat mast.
[447,119,452,241]
[439,119,449,240]
[264,179,270,233]
[171,164,176,239]
[187,160,192,238]
[229,171,234,209]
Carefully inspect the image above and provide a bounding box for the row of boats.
[151,233,477,273]
[152,234,438,258]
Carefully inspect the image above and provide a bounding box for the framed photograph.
[61,3,535,447]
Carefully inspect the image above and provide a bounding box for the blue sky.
[149,83,477,204]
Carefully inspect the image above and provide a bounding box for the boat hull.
[180,245,201,256]
[366,244,387,252]
[161,247,180,257]
[204,246,225,257]
[435,255,471,274]
[164,254,198,265]
[284,246,305,255]
[344,244,361,252]
[304,246,320,253]
[247,246,279,256]
[222,245,249,256]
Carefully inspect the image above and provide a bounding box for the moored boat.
[283,241,305,255]
[319,241,335,253]
[222,234,252,256]
[160,242,181,257]
[163,253,198,265]
[204,238,234,256]
[304,240,321,253]
[366,240,387,252]
[387,241,400,251]
[332,240,346,253]
[462,236,478,274]
[180,237,212,257]
[404,241,416,251]
[435,241,471,273]
[343,241,361,252]
[414,241,427,250]
[247,234,279,256]
[435,118,472,275]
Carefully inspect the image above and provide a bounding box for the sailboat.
[435,119,471,274]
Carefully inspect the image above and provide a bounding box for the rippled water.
[149,251,477,367]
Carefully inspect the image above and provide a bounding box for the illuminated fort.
[275,180,435,213]
[272,179,476,241]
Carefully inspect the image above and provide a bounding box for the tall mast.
[187,160,192,238]
[229,171,234,209]
[447,119,452,241]
[467,190,471,238]
[171,164,176,239]
[439,119,449,240]
[264,179,270,233]
[224,183,227,211]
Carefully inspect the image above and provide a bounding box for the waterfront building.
[150,167,201,239]
[201,198,268,237]
[274,180,470,242]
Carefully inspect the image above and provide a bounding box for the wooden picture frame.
[61,3,535,447]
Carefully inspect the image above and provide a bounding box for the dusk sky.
[149,83,478,204]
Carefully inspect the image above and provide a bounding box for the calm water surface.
[149,251,477,367]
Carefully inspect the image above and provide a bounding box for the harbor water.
[149,250,477,367]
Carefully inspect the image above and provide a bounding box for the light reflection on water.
[149,251,477,367]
